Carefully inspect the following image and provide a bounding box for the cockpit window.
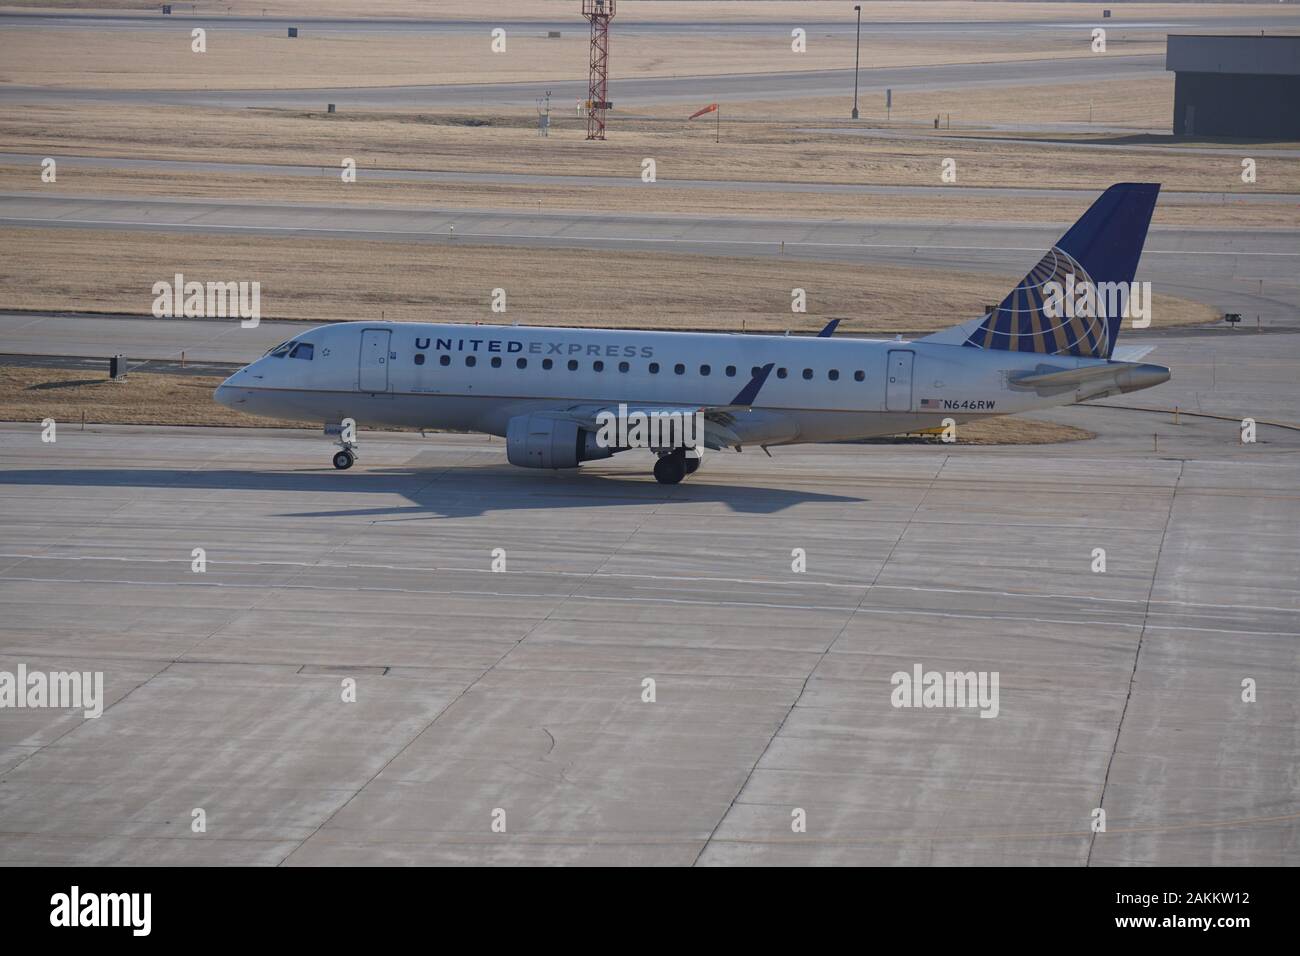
[289,342,314,360]
[266,341,293,358]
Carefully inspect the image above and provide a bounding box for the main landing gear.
[653,448,702,485]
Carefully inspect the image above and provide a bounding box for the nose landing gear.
[325,420,359,470]
[331,433,358,470]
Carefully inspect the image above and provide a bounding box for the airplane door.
[359,329,391,392]
[885,350,914,411]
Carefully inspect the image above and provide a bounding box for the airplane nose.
[214,370,249,408]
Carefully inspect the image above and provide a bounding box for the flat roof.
[1166,34,1300,76]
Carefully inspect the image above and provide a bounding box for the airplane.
[215,182,1171,484]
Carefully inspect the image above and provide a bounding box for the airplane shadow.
[0,462,864,520]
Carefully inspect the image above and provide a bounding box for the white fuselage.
[215,321,1143,447]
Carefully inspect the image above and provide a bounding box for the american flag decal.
[921,398,942,409]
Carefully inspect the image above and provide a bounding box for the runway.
[0,312,305,364]
[3,152,1294,204]
[0,54,1166,109]
[810,126,1300,158]
[4,193,1296,322]
[0,398,1295,864]
[0,351,240,378]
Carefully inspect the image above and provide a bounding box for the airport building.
[1166,34,1300,138]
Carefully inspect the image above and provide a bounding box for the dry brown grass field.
[660,76,1180,126]
[0,366,312,427]
[0,25,1171,89]
[4,96,1296,199]
[0,365,1094,444]
[0,227,1219,331]
[1,2,1291,24]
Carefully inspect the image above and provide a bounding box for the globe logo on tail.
[965,246,1111,358]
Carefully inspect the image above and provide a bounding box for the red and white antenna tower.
[583,0,615,140]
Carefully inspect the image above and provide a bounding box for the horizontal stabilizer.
[1009,361,1170,397]
[1111,344,1156,363]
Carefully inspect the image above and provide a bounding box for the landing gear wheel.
[683,456,701,475]
[654,452,687,485]
[333,450,356,470]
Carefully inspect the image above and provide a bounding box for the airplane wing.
[517,363,799,449]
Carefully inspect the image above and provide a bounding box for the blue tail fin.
[963,183,1160,359]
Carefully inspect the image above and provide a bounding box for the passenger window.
[289,342,314,360]
[491,356,501,368]
[466,355,476,367]
[567,359,579,371]
[700,365,711,376]
[414,353,426,366]
[517,357,527,369]
[725,366,736,377]
[854,370,865,382]
[593,360,604,372]
[802,368,813,380]
[828,369,839,381]
[674,363,685,375]
[649,362,659,374]
[751,366,761,377]
[776,368,788,379]
[543,358,553,370]
[439,355,451,366]
[618,361,629,373]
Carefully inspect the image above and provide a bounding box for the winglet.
[817,319,840,338]
[729,362,774,407]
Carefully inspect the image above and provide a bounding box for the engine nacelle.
[505,413,614,469]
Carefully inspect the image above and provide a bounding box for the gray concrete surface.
[810,126,1300,158]
[3,193,1296,322]
[0,393,1295,864]
[0,312,306,363]
[3,153,1294,204]
[1090,329,1300,426]
[0,351,240,378]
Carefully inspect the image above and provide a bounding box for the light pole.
[851,5,861,119]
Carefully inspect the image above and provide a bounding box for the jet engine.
[505,413,614,469]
